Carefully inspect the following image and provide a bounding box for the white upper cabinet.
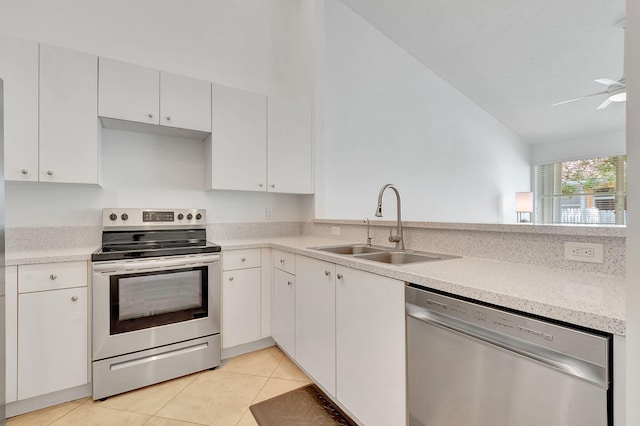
[267,97,313,194]
[98,57,211,135]
[0,35,39,182]
[98,57,159,125]
[39,44,99,184]
[206,84,267,191]
[160,71,211,132]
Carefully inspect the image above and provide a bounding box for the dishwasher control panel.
[406,284,610,368]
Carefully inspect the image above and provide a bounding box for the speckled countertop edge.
[7,237,625,335]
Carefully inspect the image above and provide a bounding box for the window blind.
[534,155,626,225]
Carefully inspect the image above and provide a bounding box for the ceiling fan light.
[609,92,627,102]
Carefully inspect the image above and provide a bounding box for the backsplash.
[6,221,625,277]
[305,221,626,277]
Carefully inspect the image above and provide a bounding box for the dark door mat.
[249,384,358,426]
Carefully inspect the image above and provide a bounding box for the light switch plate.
[564,242,604,263]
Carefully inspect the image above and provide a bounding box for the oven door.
[92,254,220,360]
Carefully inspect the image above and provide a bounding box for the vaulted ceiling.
[342,0,626,145]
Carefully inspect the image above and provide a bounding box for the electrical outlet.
[265,208,276,220]
[331,226,341,235]
[564,242,604,263]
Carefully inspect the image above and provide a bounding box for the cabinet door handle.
[337,273,343,280]
[229,276,234,281]
[46,170,54,176]
[21,169,28,175]
[165,116,171,121]
[50,274,57,280]
[324,270,331,276]
[280,258,285,264]
[148,113,154,118]
[287,281,292,286]
[71,296,78,302]
[241,257,246,262]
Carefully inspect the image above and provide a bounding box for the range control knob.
[177,213,184,220]
[121,213,129,221]
[109,213,117,221]
[196,213,202,220]
[187,213,193,220]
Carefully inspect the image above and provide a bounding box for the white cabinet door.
[160,71,211,132]
[18,287,88,400]
[5,267,18,403]
[39,44,98,184]
[207,84,267,191]
[295,256,336,396]
[98,57,159,125]
[222,268,261,348]
[272,268,295,357]
[0,34,39,182]
[336,266,406,426]
[267,97,313,194]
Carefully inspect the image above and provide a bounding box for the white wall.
[318,1,531,223]
[531,129,626,164]
[0,0,315,227]
[5,129,313,227]
[625,0,640,423]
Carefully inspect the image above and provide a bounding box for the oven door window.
[110,266,208,335]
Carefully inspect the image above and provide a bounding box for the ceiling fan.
[551,78,627,110]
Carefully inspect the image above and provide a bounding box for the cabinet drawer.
[273,249,296,274]
[18,261,87,293]
[223,249,261,271]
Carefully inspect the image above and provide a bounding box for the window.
[534,155,626,225]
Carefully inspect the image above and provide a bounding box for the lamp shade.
[515,192,533,213]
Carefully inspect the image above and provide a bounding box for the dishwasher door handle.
[407,303,608,389]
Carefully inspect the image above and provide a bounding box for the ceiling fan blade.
[550,90,610,107]
[595,78,621,86]
[596,98,612,110]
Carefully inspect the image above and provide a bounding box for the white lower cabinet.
[8,261,89,402]
[335,266,406,426]
[222,248,264,349]
[18,287,88,400]
[272,268,295,357]
[295,256,336,396]
[222,268,262,348]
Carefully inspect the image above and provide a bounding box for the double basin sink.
[309,244,458,265]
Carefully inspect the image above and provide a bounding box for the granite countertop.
[6,236,625,335]
[220,236,625,336]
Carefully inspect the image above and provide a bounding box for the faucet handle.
[388,228,401,243]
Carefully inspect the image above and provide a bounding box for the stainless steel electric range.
[91,208,222,400]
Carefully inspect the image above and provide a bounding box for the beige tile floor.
[7,346,311,426]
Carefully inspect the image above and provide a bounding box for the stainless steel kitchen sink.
[309,244,458,265]
[310,244,388,255]
[354,251,444,265]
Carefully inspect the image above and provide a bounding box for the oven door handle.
[93,254,220,273]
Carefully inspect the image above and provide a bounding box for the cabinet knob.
[324,270,331,276]
[50,274,57,280]
[259,183,264,188]
[280,258,285,264]
[337,273,343,280]
[148,113,154,118]
[165,116,171,121]
[21,169,28,175]
[270,184,275,188]
[46,170,54,176]
[287,281,292,286]
[229,276,234,281]
[71,296,78,302]
[241,257,246,262]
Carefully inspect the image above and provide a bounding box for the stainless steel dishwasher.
[406,285,612,426]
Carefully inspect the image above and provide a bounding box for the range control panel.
[103,208,206,228]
